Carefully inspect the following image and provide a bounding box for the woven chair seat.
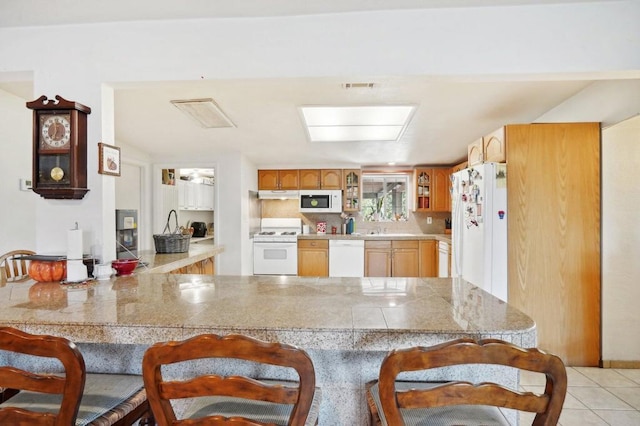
[2,373,146,426]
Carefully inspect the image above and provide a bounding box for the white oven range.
[253,218,301,275]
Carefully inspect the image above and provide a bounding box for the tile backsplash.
[261,199,450,234]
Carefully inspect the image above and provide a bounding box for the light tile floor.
[519,367,640,425]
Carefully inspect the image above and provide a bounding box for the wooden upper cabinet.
[414,168,450,212]
[467,138,484,166]
[431,168,451,212]
[278,170,299,189]
[299,169,342,189]
[321,169,342,189]
[343,169,361,212]
[451,161,468,173]
[414,168,432,211]
[258,169,299,190]
[258,170,279,190]
[299,169,321,189]
[466,127,506,167]
[483,127,506,163]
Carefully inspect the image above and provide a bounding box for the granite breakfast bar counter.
[0,274,535,425]
[135,242,224,274]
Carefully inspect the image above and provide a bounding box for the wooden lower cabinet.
[364,241,392,277]
[170,257,215,275]
[201,257,214,274]
[365,240,419,277]
[298,240,328,277]
[419,240,437,277]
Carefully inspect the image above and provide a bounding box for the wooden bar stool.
[0,326,153,425]
[367,338,567,426]
[142,333,321,425]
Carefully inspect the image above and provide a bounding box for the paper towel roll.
[67,229,83,260]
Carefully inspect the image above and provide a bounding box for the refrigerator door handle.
[452,175,464,278]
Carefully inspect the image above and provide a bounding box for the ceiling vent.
[342,82,375,89]
[170,98,235,128]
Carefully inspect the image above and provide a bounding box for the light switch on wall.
[427,217,432,224]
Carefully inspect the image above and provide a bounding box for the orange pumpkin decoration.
[28,260,66,282]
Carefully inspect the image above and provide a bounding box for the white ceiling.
[111,77,594,167]
[0,0,624,168]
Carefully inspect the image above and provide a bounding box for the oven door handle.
[255,243,297,249]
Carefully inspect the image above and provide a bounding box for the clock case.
[27,95,91,200]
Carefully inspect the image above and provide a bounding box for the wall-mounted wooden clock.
[26,95,91,199]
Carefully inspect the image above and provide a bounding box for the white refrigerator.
[451,162,508,302]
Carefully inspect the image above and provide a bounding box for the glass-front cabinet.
[343,169,360,212]
[414,168,432,211]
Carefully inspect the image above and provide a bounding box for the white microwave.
[299,190,343,213]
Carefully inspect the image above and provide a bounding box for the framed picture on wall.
[98,142,121,176]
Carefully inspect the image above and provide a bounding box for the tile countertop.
[136,243,224,274]
[2,274,533,425]
[0,274,534,350]
[298,233,452,244]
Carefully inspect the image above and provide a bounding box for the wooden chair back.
[142,333,317,426]
[0,250,35,284]
[0,326,86,425]
[376,338,567,426]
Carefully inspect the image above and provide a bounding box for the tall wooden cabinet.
[506,122,601,366]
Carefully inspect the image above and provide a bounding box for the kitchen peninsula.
[137,242,223,274]
[0,272,534,425]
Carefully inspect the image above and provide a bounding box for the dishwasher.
[329,240,364,277]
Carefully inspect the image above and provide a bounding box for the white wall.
[0,90,36,255]
[602,115,640,363]
[0,3,639,278]
[116,163,141,211]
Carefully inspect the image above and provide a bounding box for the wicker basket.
[153,210,191,253]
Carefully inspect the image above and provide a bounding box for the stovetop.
[254,218,301,242]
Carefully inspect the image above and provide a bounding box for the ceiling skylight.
[300,105,415,142]
[170,98,235,128]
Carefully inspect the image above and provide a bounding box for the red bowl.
[111,259,139,276]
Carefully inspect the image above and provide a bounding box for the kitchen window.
[362,173,409,221]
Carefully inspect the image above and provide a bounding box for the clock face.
[40,114,71,149]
